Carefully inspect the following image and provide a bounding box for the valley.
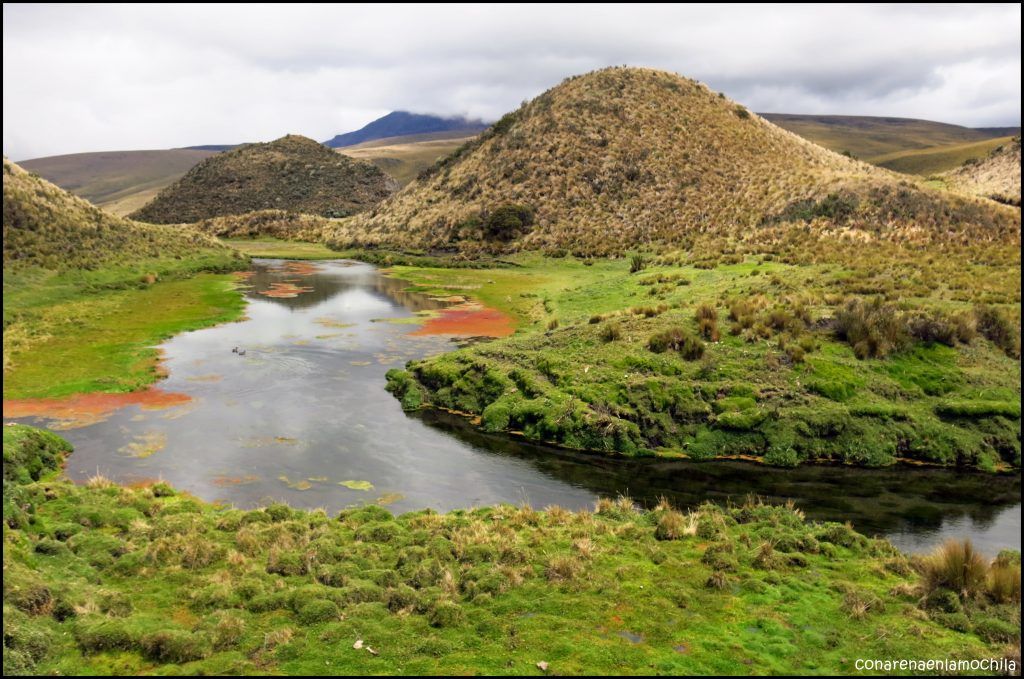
[3,60,1020,676]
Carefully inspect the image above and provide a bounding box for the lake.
[7,259,1021,555]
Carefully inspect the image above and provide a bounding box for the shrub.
[974,305,1021,358]
[974,618,1019,644]
[834,297,909,359]
[629,254,648,273]
[427,600,465,628]
[920,539,988,598]
[600,321,622,342]
[297,599,339,624]
[655,510,692,540]
[484,204,534,241]
[695,304,719,341]
[139,629,212,664]
[648,327,704,360]
[987,561,1021,604]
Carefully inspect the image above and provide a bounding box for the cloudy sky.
[3,4,1020,160]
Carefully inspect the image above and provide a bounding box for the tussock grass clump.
[648,327,704,360]
[834,297,909,359]
[920,539,989,598]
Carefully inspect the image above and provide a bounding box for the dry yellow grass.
[338,136,477,186]
[327,67,1019,256]
[944,137,1021,206]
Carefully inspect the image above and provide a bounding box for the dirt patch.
[258,282,314,298]
[409,303,514,337]
[3,389,192,430]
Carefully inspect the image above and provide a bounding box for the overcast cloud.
[3,3,1020,160]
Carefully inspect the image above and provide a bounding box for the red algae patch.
[283,261,321,276]
[258,282,314,298]
[410,303,515,338]
[3,389,192,430]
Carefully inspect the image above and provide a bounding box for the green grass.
[4,263,246,400]
[870,136,1015,176]
[381,252,1021,470]
[3,425,1017,675]
[222,238,344,260]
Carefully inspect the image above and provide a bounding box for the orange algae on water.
[410,303,514,338]
[3,389,192,430]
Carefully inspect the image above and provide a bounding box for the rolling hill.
[2,157,237,271]
[761,113,1016,161]
[328,67,1018,256]
[323,111,488,148]
[868,135,1017,176]
[19,149,219,217]
[944,136,1021,206]
[128,135,397,224]
[337,133,479,186]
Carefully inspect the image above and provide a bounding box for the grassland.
[3,157,249,399]
[382,243,1020,471]
[223,238,344,260]
[4,424,1020,675]
[338,135,479,186]
[869,136,1016,176]
[944,136,1022,207]
[19,149,218,216]
[761,113,1012,161]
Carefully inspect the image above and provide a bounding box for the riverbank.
[4,423,1019,675]
[380,251,1021,472]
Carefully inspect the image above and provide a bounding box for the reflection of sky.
[7,258,1020,556]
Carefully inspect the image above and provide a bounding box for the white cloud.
[3,3,1020,159]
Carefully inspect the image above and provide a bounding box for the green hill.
[129,135,397,224]
[328,67,1017,256]
[869,136,1016,176]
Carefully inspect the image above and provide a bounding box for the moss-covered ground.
[3,424,1020,675]
[383,249,1020,471]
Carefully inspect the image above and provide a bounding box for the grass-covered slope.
[2,158,248,399]
[382,244,1020,471]
[327,67,1018,256]
[944,136,1022,207]
[869,135,1017,176]
[3,425,1019,675]
[18,149,220,217]
[129,135,397,224]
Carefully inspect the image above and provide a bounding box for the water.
[7,259,1021,555]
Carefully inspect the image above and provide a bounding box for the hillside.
[19,149,219,216]
[761,113,1014,161]
[129,135,397,224]
[338,134,479,186]
[944,136,1021,206]
[2,158,236,271]
[870,136,1017,176]
[328,67,1019,256]
[323,111,488,148]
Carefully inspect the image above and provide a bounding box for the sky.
[3,3,1021,160]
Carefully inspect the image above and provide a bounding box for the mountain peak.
[323,111,489,148]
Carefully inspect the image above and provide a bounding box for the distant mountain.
[974,126,1022,137]
[323,111,489,148]
[181,144,243,152]
[129,134,397,224]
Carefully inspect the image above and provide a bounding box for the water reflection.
[7,259,1020,555]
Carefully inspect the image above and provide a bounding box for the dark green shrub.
[139,629,211,664]
[484,204,534,241]
[296,599,339,624]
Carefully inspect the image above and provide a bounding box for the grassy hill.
[323,111,488,148]
[3,158,247,398]
[19,149,219,216]
[761,113,1014,161]
[4,424,1020,675]
[129,135,397,224]
[944,136,1021,206]
[328,67,1018,256]
[869,136,1017,176]
[338,134,479,186]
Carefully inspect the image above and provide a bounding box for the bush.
[974,617,1019,644]
[484,204,534,241]
[920,539,988,598]
[655,510,691,540]
[987,561,1021,604]
[648,327,704,360]
[75,618,134,653]
[139,629,212,664]
[296,599,339,624]
[427,600,465,628]
[695,304,719,341]
[629,254,647,273]
[834,297,909,359]
[600,321,623,342]
[974,305,1020,358]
